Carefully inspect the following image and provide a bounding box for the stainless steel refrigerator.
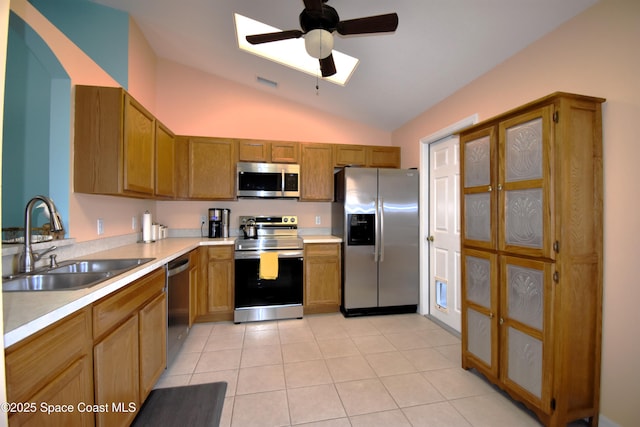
[332,167,419,316]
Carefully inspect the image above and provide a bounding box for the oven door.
[234,250,304,311]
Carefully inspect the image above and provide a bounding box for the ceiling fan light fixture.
[304,29,333,59]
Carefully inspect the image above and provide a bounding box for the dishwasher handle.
[167,257,190,277]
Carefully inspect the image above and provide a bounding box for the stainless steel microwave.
[237,162,300,198]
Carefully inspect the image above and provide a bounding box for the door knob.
[427,235,434,242]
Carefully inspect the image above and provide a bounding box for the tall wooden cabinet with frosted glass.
[460,93,604,427]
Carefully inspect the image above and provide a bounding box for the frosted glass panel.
[508,328,542,398]
[464,136,491,187]
[465,256,491,307]
[465,193,491,242]
[507,264,543,330]
[505,118,542,182]
[467,309,491,365]
[505,189,543,248]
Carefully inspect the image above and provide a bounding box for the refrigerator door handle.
[379,197,385,262]
[374,198,380,262]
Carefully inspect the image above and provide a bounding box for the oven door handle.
[234,250,304,260]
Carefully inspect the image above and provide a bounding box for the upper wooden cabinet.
[334,144,401,168]
[300,143,334,201]
[334,144,367,167]
[176,136,237,200]
[237,138,299,163]
[155,121,176,198]
[366,146,401,168]
[75,85,173,198]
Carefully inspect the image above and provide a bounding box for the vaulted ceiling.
[91,0,597,131]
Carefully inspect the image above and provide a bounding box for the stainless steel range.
[234,215,304,323]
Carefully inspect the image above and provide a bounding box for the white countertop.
[3,235,342,348]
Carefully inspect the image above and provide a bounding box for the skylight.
[234,13,358,86]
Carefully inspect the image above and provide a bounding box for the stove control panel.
[240,215,298,227]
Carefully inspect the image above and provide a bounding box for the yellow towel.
[259,252,279,280]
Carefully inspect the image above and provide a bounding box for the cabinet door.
[461,127,497,250]
[304,243,341,313]
[461,249,499,379]
[498,107,554,259]
[124,94,155,195]
[189,249,199,327]
[188,137,236,199]
[366,146,400,168]
[8,357,94,427]
[238,139,269,162]
[334,144,366,167]
[300,143,333,201]
[205,246,234,314]
[500,256,553,412]
[155,121,176,198]
[139,292,167,402]
[94,314,140,427]
[271,141,299,163]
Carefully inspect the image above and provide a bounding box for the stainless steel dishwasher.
[166,254,190,367]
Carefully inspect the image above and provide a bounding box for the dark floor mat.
[132,382,227,427]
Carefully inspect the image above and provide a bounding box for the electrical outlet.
[97,218,104,235]
[200,215,207,225]
[315,215,321,225]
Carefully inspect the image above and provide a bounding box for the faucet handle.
[33,245,57,262]
[49,254,59,268]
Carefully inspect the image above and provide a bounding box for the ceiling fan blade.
[246,30,303,45]
[336,13,399,35]
[319,54,336,77]
[303,0,323,12]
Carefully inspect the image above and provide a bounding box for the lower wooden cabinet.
[93,267,166,427]
[189,248,200,327]
[304,243,341,314]
[196,245,235,322]
[4,307,94,427]
[138,292,167,401]
[94,315,140,427]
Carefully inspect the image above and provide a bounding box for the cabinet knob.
[499,317,504,325]
[497,184,503,191]
[489,312,494,319]
[488,185,493,192]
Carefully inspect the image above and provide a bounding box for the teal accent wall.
[2,13,70,236]
[29,0,129,88]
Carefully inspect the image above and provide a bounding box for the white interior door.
[428,136,461,331]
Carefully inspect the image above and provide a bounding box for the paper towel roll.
[142,211,152,242]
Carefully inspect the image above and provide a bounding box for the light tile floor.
[155,313,587,427]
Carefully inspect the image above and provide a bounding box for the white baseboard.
[599,414,620,427]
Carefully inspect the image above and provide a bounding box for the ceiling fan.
[245,0,399,77]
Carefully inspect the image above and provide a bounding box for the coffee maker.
[208,208,230,238]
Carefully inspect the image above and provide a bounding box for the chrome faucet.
[19,196,64,273]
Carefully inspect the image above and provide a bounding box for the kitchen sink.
[2,272,113,291]
[47,258,155,274]
[2,258,155,292]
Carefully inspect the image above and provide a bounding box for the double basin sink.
[2,258,155,292]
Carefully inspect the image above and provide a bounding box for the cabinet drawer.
[93,268,165,339]
[305,243,339,257]
[5,307,92,402]
[206,245,234,260]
